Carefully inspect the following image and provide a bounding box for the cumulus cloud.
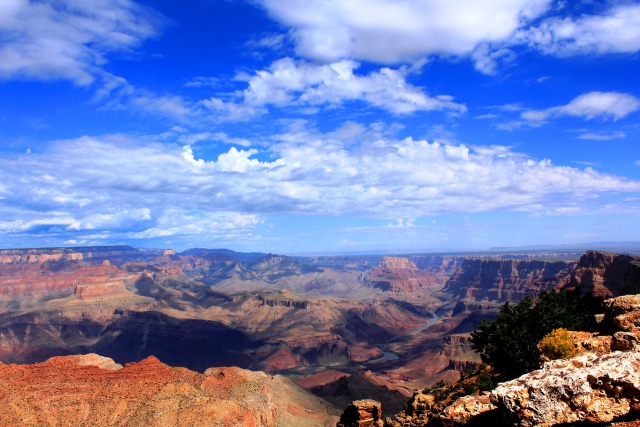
[521,91,640,122]
[202,58,466,119]
[257,0,551,63]
[0,0,159,85]
[0,126,638,246]
[520,3,640,55]
[255,0,640,75]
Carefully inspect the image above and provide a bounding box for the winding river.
[368,312,441,364]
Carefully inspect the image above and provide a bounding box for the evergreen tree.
[470,289,603,380]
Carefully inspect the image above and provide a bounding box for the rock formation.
[491,351,640,426]
[336,399,384,427]
[361,257,443,293]
[0,354,339,426]
[439,394,497,427]
[570,250,640,297]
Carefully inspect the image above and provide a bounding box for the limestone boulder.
[491,351,640,427]
[439,394,496,427]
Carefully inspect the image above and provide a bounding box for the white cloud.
[258,0,551,63]
[521,91,640,122]
[213,147,285,173]
[202,58,466,119]
[95,73,195,122]
[520,3,640,55]
[0,0,159,85]
[471,44,516,75]
[577,132,626,141]
[128,94,192,120]
[0,126,638,246]
[126,210,262,240]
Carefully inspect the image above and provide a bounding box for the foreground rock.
[489,295,640,427]
[491,351,640,426]
[439,394,496,426]
[0,354,339,426]
[336,399,384,427]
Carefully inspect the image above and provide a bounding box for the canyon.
[1,245,639,425]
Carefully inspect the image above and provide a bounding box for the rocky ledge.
[492,351,640,427]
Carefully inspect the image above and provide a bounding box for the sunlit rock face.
[0,354,339,426]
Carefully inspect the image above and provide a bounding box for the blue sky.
[0,0,639,254]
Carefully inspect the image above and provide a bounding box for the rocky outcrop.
[439,394,496,427]
[337,399,384,427]
[488,294,640,427]
[0,354,339,426]
[491,351,640,426]
[385,391,434,426]
[444,259,575,302]
[570,250,640,297]
[257,289,311,308]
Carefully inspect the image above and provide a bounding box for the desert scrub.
[538,328,577,361]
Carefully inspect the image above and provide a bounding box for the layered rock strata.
[362,257,446,292]
[444,259,575,302]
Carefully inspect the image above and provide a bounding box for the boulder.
[491,351,640,427]
[336,399,384,427]
[439,394,496,426]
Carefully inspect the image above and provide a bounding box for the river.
[368,312,441,364]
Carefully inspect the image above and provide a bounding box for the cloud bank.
[1,126,638,244]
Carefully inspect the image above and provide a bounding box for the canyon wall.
[443,258,575,302]
[570,250,640,297]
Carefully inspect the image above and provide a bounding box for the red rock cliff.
[443,259,575,302]
[569,250,640,297]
